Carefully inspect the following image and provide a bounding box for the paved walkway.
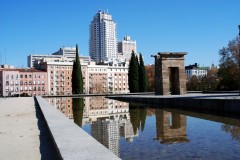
[0,97,41,160]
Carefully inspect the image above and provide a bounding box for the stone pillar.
[152,52,187,95]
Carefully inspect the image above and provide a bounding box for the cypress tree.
[128,51,139,93]
[139,53,148,92]
[72,44,83,94]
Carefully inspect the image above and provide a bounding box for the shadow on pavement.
[34,98,61,160]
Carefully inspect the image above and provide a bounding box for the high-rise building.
[118,36,137,62]
[89,10,118,63]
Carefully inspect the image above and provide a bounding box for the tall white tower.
[89,10,118,63]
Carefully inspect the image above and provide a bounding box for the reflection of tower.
[92,118,120,156]
[119,119,138,142]
[155,109,189,144]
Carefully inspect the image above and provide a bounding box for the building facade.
[38,58,129,96]
[28,47,90,68]
[89,10,118,63]
[0,68,48,96]
[185,63,208,80]
[118,36,137,62]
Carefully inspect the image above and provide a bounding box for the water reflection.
[129,103,147,134]
[155,110,189,144]
[72,98,84,127]
[221,124,240,140]
[45,97,240,159]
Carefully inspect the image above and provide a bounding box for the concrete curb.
[107,94,240,114]
[35,96,120,160]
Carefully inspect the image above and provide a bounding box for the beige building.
[118,36,137,62]
[0,68,48,96]
[39,57,129,96]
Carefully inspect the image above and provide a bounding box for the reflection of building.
[155,110,189,144]
[119,118,137,142]
[92,118,120,156]
[46,96,137,157]
[46,97,73,118]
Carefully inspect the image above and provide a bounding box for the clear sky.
[0,0,239,67]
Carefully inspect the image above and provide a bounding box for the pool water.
[46,97,240,160]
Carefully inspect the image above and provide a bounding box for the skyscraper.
[89,10,117,63]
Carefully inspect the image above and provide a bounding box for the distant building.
[89,10,118,63]
[185,63,208,80]
[28,54,63,68]
[0,68,48,97]
[27,46,90,68]
[118,36,137,62]
[38,58,129,96]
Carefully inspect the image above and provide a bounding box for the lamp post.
[238,25,240,95]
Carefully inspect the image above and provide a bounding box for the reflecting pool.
[45,97,240,159]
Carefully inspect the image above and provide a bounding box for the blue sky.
[0,0,239,67]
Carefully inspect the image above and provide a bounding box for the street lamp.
[238,25,240,95]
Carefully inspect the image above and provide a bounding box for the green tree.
[218,37,240,90]
[128,51,139,92]
[138,53,147,92]
[72,44,83,94]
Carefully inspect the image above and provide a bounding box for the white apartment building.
[28,46,90,68]
[89,10,118,63]
[185,63,208,80]
[118,36,137,62]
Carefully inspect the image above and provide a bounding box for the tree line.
[188,36,240,91]
[128,51,148,93]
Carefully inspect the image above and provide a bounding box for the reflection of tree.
[221,124,240,140]
[129,103,147,134]
[72,98,84,127]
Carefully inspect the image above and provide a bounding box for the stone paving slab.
[0,97,41,160]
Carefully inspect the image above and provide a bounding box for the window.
[6,81,9,86]
[25,75,27,78]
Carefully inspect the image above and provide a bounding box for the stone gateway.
[152,52,187,95]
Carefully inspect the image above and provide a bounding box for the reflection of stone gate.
[152,52,187,95]
[155,110,189,144]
